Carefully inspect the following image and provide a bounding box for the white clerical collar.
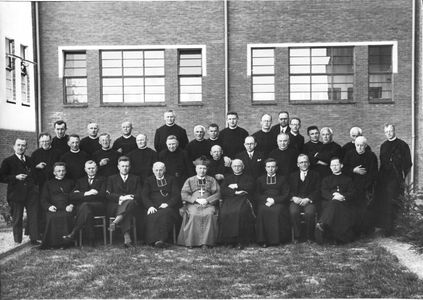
[291,132,298,136]
[262,128,271,133]
[123,135,132,139]
[333,172,342,176]
[234,172,243,175]
[55,176,63,180]
[138,146,147,150]
[311,141,319,144]
[70,149,80,153]
[197,176,205,180]
[388,137,397,142]
[43,146,52,150]
[196,139,205,142]
[267,173,276,177]
[166,123,175,127]
[156,176,164,181]
[210,137,218,141]
[102,147,111,151]
[229,126,238,130]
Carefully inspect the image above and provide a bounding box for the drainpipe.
[34,1,42,134]
[410,0,416,188]
[224,0,229,123]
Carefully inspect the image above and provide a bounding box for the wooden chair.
[109,216,137,245]
[76,215,107,246]
[291,212,318,242]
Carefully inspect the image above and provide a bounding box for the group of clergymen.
[0,109,412,250]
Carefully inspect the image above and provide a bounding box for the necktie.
[249,152,253,159]
[89,177,93,186]
[300,172,306,182]
[20,155,25,162]
[122,176,127,182]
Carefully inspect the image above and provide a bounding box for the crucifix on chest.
[199,186,205,197]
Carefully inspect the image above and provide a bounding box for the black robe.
[268,148,299,179]
[31,147,63,189]
[255,174,291,244]
[302,141,323,167]
[158,148,195,190]
[51,135,70,154]
[127,147,157,184]
[91,148,120,178]
[80,136,101,156]
[207,157,231,185]
[314,141,342,179]
[185,139,211,162]
[141,175,181,244]
[112,135,137,155]
[288,132,305,153]
[219,173,255,244]
[219,126,249,159]
[60,150,90,181]
[252,130,277,157]
[40,178,74,249]
[320,173,357,242]
[154,124,189,153]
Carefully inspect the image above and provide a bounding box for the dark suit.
[69,175,107,239]
[106,174,142,234]
[235,150,266,181]
[0,154,39,243]
[288,170,321,240]
[270,124,291,136]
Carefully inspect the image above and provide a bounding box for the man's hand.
[36,162,47,169]
[196,198,208,206]
[99,158,109,166]
[147,206,157,214]
[117,148,123,153]
[15,174,27,181]
[353,165,367,175]
[332,192,345,201]
[48,205,57,212]
[292,196,302,204]
[84,189,99,196]
[159,203,169,209]
[215,174,224,181]
[119,194,134,205]
[299,198,310,206]
[65,204,74,212]
[265,198,275,207]
[235,190,248,195]
[228,183,238,189]
[223,156,231,167]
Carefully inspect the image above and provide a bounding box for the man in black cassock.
[374,124,412,236]
[158,135,194,190]
[207,145,231,185]
[185,125,210,162]
[343,136,378,236]
[340,127,372,161]
[313,127,342,179]
[51,120,70,154]
[255,158,291,247]
[80,122,101,156]
[252,114,277,157]
[315,158,357,245]
[302,126,322,170]
[206,123,223,150]
[219,159,255,250]
[60,134,90,182]
[92,133,120,178]
[235,136,266,182]
[112,121,137,155]
[127,134,157,184]
[288,117,305,153]
[219,111,249,159]
[268,133,299,179]
[63,160,106,246]
[154,110,189,153]
[141,162,181,248]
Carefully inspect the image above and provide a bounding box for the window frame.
[6,38,16,104]
[368,45,393,103]
[63,51,88,106]
[20,45,30,106]
[178,49,202,104]
[251,48,276,104]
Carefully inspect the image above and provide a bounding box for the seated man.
[63,160,107,246]
[315,157,357,245]
[177,157,221,249]
[106,156,142,248]
[39,162,74,249]
[185,125,210,162]
[141,162,181,248]
[127,134,157,184]
[219,159,255,250]
[92,133,120,178]
[313,127,342,179]
[268,133,299,178]
[255,158,290,248]
[288,154,321,243]
[207,145,231,185]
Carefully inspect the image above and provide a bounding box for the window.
[179,50,202,102]
[20,45,30,106]
[368,45,392,101]
[289,47,354,101]
[252,48,275,101]
[5,38,16,103]
[101,50,165,104]
[64,52,87,104]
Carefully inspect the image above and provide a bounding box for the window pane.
[103,94,123,102]
[103,78,122,86]
[253,76,274,85]
[65,60,86,68]
[124,68,143,76]
[290,76,310,84]
[291,65,310,73]
[290,92,309,101]
[253,84,275,93]
[253,93,275,101]
[145,85,165,94]
[123,51,143,59]
[124,86,144,94]
[180,59,202,67]
[180,77,202,85]
[66,95,87,104]
[145,68,164,76]
[102,51,122,59]
[145,77,165,86]
[290,57,310,65]
[253,57,275,66]
[180,85,202,93]
[180,67,202,75]
[102,60,122,68]
[66,86,87,95]
[103,86,122,94]
[311,92,330,101]
[252,49,274,57]
[102,68,122,76]
[124,59,143,68]
[146,94,165,102]
[290,84,310,92]
[312,84,330,92]
[125,94,143,103]
[252,66,274,74]
[290,48,310,57]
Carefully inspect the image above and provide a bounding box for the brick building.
[1,0,422,189]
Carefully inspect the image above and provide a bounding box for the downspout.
[224,0,229,121]
[411,0,416,188]
[35,2,42,134]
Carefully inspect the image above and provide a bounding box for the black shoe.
[155,240,168,249]
[315,224,324,245]
[31,240,42,246]
[226,243,235,249]
[236,243,245,250]
[261,243,268,248]
[293,239,300,244]
[124,242,134,248]
[63,234,76,242]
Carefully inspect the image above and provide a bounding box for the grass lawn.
[2,238,423,299]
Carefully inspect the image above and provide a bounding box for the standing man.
[288,117,305,153]
[127,134,157,184]
[141,162,181,248]
[112,121,137,155]
[219,111,249,160]
[235,136,266,182]
[268,133,299,179]
[374,124,412,237]
[206,123,223,150]
[341,127,372,160]
[0,138,40,245]
[92,133,120,178]
[219,159,255,250]
[51,120,70,154]
[270,111,290,137]
[289,154,321,243]
[154,110,189,153]
[106,156,142,248]
[60,134,90,181]
[302,126,323,170]
[80,122,101,156]
[185,125,210,162]
[158,135,194,190]
[64,161,107,246]
[252,113,277,157]
[313,127,342,179]
[207,145,231,185]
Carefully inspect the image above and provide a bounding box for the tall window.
[64,52,87,104]
[252,48,275,102]
[101,50,165,103]
[289,47,354,101]
[368,45,392,101]
[20,45,30,106]
[6,38,16,103]
[179,50,202,102]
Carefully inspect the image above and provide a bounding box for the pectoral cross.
[336,186,340,192]
[199,187,205,197]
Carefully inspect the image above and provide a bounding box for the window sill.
[6,100,16,104]
[289,100,356,105]
[252,101,278,106]
[21,103,30,107]
[178,102,203,107]
[100,102,166,107]
[369,100,394,104]
[63,103,88,108]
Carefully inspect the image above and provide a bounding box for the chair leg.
[173,223,176,244]
[109,217,114,245]
[102,217,107,246]
[132,217,137,244]
[79,229,82,246]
